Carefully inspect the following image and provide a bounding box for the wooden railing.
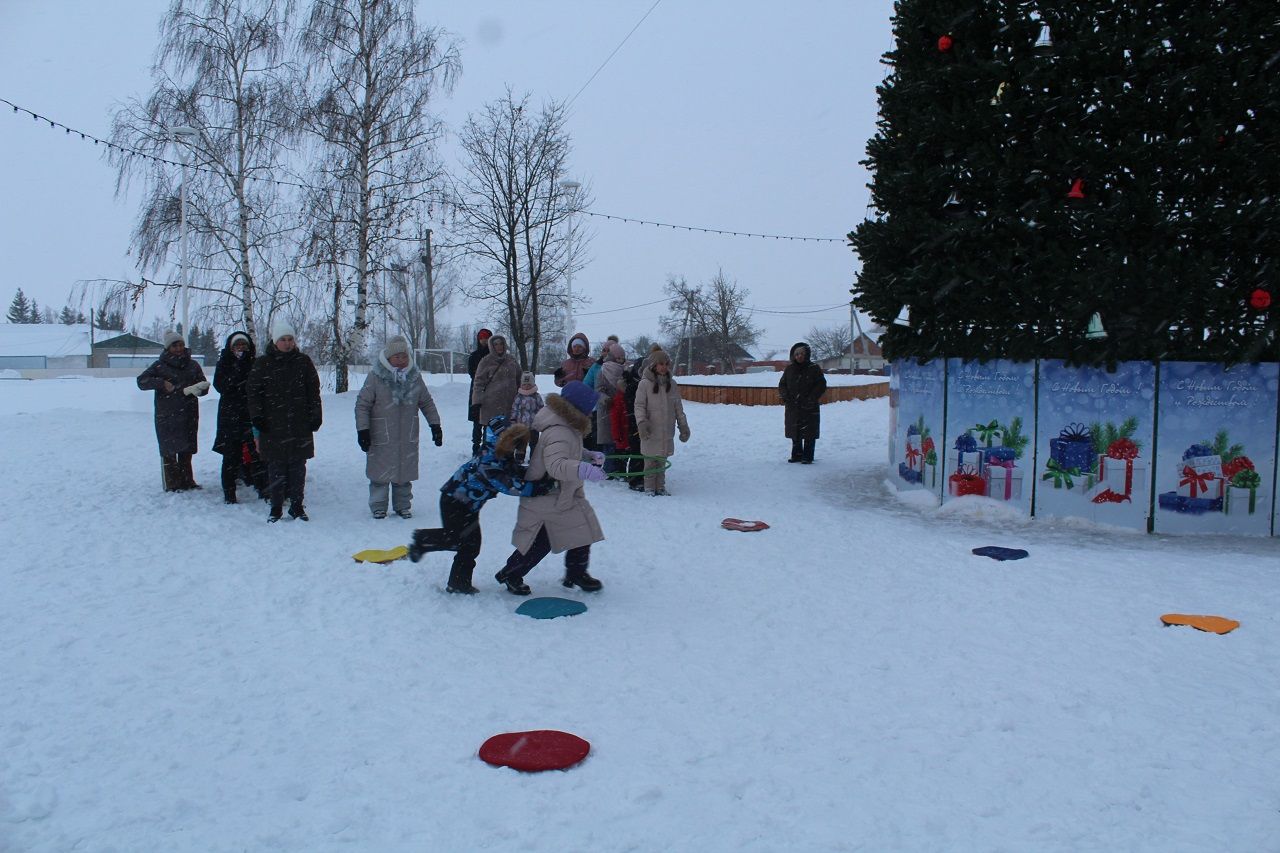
[678,381,889,406]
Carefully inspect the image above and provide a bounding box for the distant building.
[817,331,885,373]
[668,335,756,375]
[0,323,92,369]
[91,332,170,368]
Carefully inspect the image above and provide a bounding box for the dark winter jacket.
[247,344,323,462]
[137,348,208,455]
[212,330,257,455]
[779,341,827,440]
[440,417,552,512]
[553,332,592,387]
[466,329,492,423]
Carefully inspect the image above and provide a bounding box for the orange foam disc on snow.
[1160,614,1240,634]
[479,730,590,772]
[721,518,770,532]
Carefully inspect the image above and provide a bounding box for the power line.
[565,0,665,109]
[2,94,849,244]
[574,297,669,316]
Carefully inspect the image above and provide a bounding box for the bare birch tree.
[660,270,762,372]
[297,0,459,391]
[108,0,296,343]
[450,90,585,371]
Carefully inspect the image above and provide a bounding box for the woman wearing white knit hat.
[354,335,442,519]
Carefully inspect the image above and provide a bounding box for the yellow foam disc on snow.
[1160,614,1240,634]
[352,545,409,564]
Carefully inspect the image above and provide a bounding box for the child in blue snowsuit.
[408,415,552,594]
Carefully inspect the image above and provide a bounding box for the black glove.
[252,418,269,433]
[357,429,371,452]
[430,424,443,446]
[469,404,480,421]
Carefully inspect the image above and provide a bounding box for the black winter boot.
[802,438,816,464]
[495,567,531,596]
[562,569,602,592]
[788,438,803,463]
[268,504,283,523]
[288,503,309,521]
[446,568,478,595]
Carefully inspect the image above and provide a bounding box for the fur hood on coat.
[538,393,592,435]
[493,421,530,459]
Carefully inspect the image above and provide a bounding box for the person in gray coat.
[355,336,442,519]
[137,330,210,491]
[471,334,522,424]
[634,349,691,495]
[495,380,608,595]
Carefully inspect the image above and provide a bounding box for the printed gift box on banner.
[1098,437,1146,501]
[948,465,986,498]
[922,443,938,489]
[1049,423,1097,475]
[1224,468,1262,517]
[899,427,932,484]
[969,420,1003,448]
[1175,443,1223,500]
[981,448,1022,501]
[946,434,985,477]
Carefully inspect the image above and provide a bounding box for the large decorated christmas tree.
[851,2,1279,366]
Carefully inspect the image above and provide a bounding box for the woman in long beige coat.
[471,334,522,424]
[495,381,608,595]
[355,336,442,518]
[634,349,690,495]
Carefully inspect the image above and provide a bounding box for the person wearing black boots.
[212,330,268,503]
[248,322,322,522]
[408,416,553,594]
[495,381,608,595]
[779,341,826,464]
[466,328,492,455]
[137,331,210,491]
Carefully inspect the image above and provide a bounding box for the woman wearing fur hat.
[495,380,608,595]
[778,341,827,464]
[137,330,210,491]
[212,330,267,503]
[471,334,522,424]
[247,322,322,521]
[634,349,691,495]
[593,341,627,474]
[355,335,442,519]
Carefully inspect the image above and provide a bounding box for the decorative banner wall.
[891,359,945,493]
[1154,362,1279,536]
[1034,361,1157,531]
[943,359,1036,512]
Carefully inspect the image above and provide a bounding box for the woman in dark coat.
[137,331,210,491]
[778,341,827,464]
[467,328,493,454]
[212,330,268,503]
[247,322,323,522]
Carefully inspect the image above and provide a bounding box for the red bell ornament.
[937,34,953,52]
[1249,289,1271,310]
[1066,178,1086,200]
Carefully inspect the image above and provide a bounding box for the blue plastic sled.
[516,597,588,619]
[972,546,1028,561]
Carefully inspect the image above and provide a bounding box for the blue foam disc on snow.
[972,546,1029,561]
[516,597,588,619]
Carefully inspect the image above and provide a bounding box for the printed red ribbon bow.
[1179,465,1215,499]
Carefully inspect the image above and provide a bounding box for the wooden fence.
[679,381,889,406]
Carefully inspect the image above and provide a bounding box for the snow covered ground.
[3,374,1278,851]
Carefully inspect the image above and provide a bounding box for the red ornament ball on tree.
[1250,289,1271,310]
[937,34,953,52]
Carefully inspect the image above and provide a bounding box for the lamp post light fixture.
[559,179,581,334]
[168,125,199,336]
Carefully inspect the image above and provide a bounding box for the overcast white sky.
[0,0,893,357]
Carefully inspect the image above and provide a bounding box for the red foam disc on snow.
[721,517,770,532]
[479,730,590,772]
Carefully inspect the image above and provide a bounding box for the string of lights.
[2,95,848,244]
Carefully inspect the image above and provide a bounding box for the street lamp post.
[559,179,581,334]
[168,126,198,336]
